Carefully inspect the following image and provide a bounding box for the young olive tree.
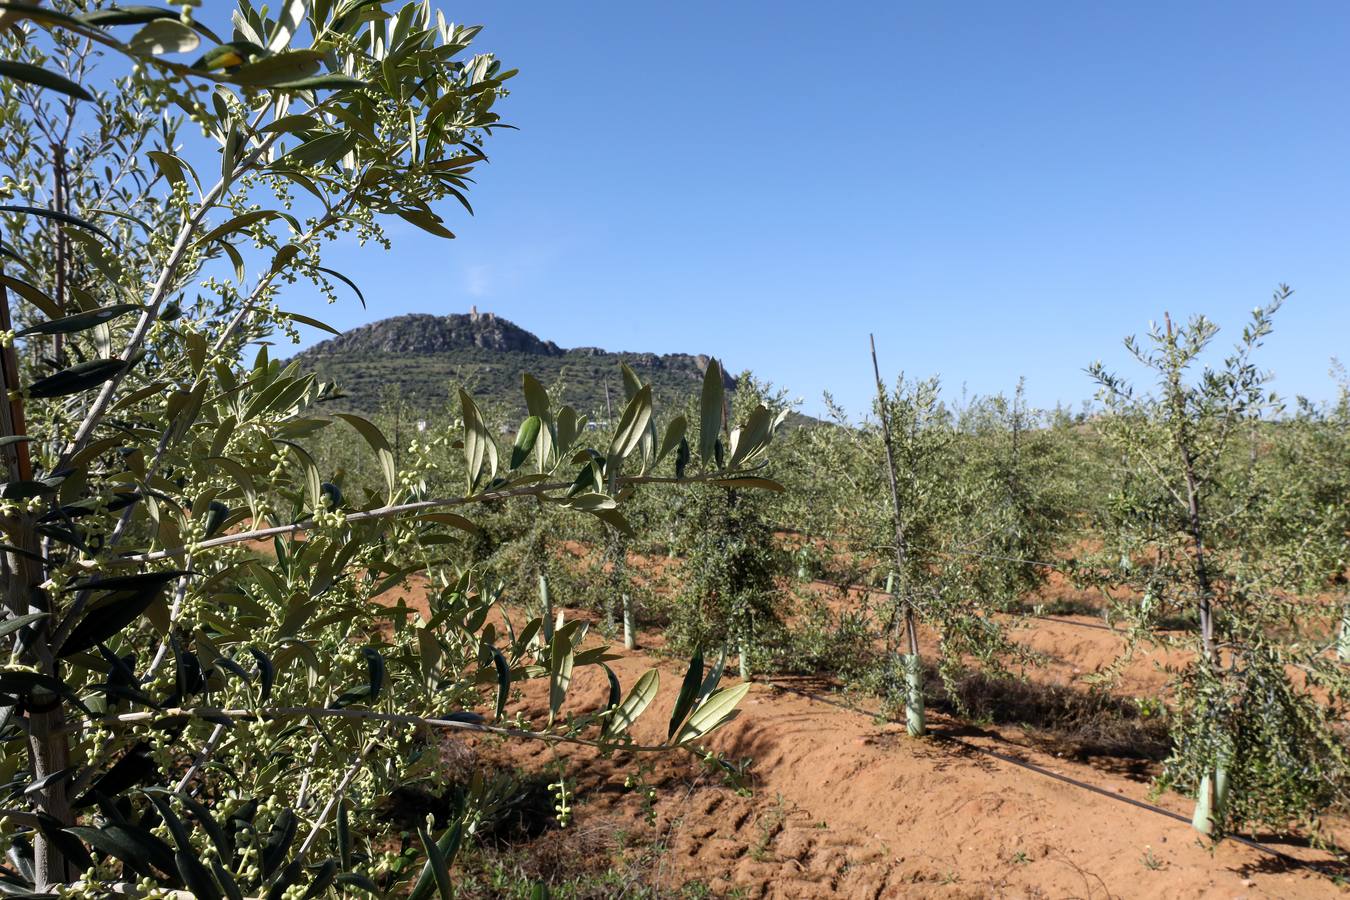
[668,371,788,681]
[865,357,945,736]
[1252,373,1350,662]
[1089,291,1350,841]
[854,353,1019,737]
[0,3,777,894]
[954,381,1074,613]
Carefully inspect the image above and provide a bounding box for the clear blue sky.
[280,1,1350,416]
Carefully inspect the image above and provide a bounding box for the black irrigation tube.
[787,540,1349,875]
[763,679,1341,878]
[929,733,1326,872]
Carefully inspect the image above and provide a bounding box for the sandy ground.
[377,570,1347,899]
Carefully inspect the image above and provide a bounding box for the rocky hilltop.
[292,308,735,418]
[302,310,565,357]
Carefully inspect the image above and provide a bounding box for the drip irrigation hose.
[763,679,1342,878]
[931,733,1332,874]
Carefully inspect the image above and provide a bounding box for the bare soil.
[387,572,1348,898]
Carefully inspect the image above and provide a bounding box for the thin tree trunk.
[1164,317,1216,664]
[1,275,70,887]
[1181,457,1215,662]
[739,627,752,682]
[603,528,626,638]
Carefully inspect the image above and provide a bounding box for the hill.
[290,308,738,420]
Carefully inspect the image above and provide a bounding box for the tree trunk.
[1181,459,1215,663]
[1165,316,1222,837]
[1,277,71,887]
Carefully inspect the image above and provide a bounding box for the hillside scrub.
[293,312,739,420]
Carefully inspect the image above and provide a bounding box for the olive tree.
[1088,291,1350,840]
[848,384,1071,709]
[953,381,1074,613]
[665,372,788,681]
[1252,372,1350,662]
[0,3,776,895]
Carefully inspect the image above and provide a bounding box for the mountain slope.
[291,310,736,419]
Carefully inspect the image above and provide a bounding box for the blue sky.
[279,1,1350,416]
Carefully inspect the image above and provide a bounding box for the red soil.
[375,571,1346,899]
[496,629,1343,898]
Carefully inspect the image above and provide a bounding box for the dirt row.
[467,604,1346,898]
[374,561,1347,898]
